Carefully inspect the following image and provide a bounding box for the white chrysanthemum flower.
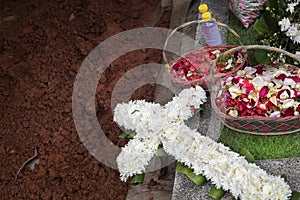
[286,24,298,37]
[225,58,233,70]
[164,86,206,122]
[294,32,300,43]
[117,137,160,181]
[278,17,291,31]
[286,0,300,13]
[211,50,221,54]
[287,3,296,13]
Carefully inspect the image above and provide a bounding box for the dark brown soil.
[0,1,170,199]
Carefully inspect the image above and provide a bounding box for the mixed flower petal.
[216,65,300,117]
[171,47,245,86]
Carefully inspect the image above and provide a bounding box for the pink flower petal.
[245,84,255,94]
[259,86,268,98]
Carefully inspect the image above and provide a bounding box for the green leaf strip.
[208,185,226,200]
[156,146,169,157]
[176,162,206,186]
[239,148,255,163]
[130,173,145,186]
[290,190,300,200]
[119,131,135,139]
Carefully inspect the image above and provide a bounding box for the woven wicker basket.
[211,45,300,135]
[163,20,248,88]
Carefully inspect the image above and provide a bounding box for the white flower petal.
[228,85,242,99]
[278,17,290,31]
[244,66,257,76]
[228,110,238,117]
[270,111,281,118]
[282,99,295,109]
[284,78,296,86]
[252,76,265,87]
[225,76,233,83]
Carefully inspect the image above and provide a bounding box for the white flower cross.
[114,86,291,200]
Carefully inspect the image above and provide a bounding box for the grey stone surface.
[173,173,233,200]
[195,97,222,141]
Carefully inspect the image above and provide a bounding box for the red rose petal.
[232,77,240,84]
[256,65,263,74]
[277,89,291,99]
[291,76,300,83]
[281,107,294,117]
[275,74,287,81]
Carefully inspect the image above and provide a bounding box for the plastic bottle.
[201,12,222,46]
[198,4,209,19]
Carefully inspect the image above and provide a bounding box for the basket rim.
[211,62,300,122]
[168,45,241,67]
[222,122,300,135]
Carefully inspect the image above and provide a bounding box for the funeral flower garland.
[114,86,291,200]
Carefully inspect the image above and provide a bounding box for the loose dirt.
[0,1,170,199]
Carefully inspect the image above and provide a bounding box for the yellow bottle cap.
[202,12,212,20]
[198,4,208,13]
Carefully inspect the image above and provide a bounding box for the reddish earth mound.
[0,1,170,199]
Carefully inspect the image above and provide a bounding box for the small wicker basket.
[163,20,248,88]
[211,45,300,135]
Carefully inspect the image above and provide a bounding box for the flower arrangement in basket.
[169,46,247,87]
[163,20,248,88]
[211,45,300,135]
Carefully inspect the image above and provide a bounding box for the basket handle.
[211,45,300,89]
[162,19,244,68]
